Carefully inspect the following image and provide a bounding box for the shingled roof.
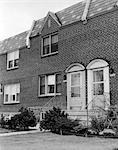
[31,0,118,37]
[0,31,28,55]
[0,0,118,55]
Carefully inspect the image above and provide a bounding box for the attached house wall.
[0,7,118,119]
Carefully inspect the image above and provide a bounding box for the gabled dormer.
[41,11,61,35]
[41,12,61,57]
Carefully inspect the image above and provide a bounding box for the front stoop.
[67,109,106,121]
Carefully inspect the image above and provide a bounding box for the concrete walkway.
[0,129,43,137]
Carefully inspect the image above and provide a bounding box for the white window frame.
[4,83,20,104]
[39,74,61,97]
[41,33,58,56]
[7,50,19,70]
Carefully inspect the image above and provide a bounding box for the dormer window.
[42,33,58,56]
[7,50,19,70]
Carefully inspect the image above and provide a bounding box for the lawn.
[0,132,118,150]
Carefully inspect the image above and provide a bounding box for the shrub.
[91,117,105,134]
[7,107,36,131]
[0,114,7,128]
[40,107,79,135]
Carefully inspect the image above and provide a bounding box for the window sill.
[4,101,20,105]
[7,66,19,71]
[39,93,61,97]
[41,51,58,58]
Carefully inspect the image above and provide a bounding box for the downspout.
[81,0,91,24]
[26,20,35,48]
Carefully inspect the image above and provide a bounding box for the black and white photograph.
[0,0,118,149]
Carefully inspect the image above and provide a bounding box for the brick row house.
[0,0,118,121]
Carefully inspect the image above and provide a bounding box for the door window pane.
[71,73,80,86]
[93,83,104,95]
[93,70,103,82]
[71,87,80,97]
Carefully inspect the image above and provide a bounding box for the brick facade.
[0,2,118,119]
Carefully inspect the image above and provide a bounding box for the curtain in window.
[93,70,103,82]
[48,75,55,85]
[47,75,55,93]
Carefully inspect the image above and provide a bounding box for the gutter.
[26,20,35,48]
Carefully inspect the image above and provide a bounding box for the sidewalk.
[0,129,42,137]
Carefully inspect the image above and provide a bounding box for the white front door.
[67,71,85,112]
[87,67,110,110]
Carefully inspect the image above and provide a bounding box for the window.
[4,83,20,104]
[71,73,81,97]
[42,34,58,56]
[7,50,19,70]
[93,69,104,95]
[39,74,61,96]
[41,112,46,121]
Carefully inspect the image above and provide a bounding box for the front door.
[67,71,85,112]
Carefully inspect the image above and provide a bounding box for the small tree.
[40,107,78,135]
[8,107,36,130]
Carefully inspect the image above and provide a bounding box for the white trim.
[66,63,85,73]
[87,59,109,69]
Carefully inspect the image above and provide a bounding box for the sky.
[0,0,83,41]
